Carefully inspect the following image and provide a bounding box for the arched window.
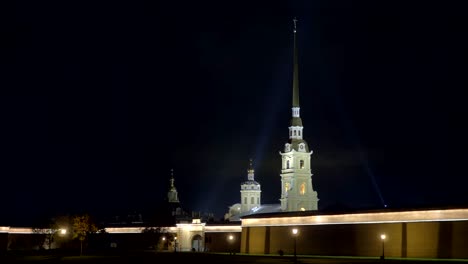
[294,130,297,136]
[300,183,306,195]
[299,130,301,136]
[257,197,259,204]
[286,160,290,169]
[300,160,304,169]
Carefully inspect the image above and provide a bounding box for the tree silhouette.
[72,214,97,255]
[31,214,71,250]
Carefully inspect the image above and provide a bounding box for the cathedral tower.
[279,18,319,212]
[240,159,261,213]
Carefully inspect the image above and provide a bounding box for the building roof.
[229,204,282,221]
[240,205,468,219]
[241,180,260,185]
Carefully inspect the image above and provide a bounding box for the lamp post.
[228,234,234,255]
[174,236,178,252]
[380,234,386,260]
[292,228,298,264]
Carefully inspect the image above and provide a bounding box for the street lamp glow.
[162,236,166,241]
[292,228,298,263]
[228,234,235,255]
[380,234,386,260]
[60,229,67,235]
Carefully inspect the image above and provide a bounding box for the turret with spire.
[167,168,180,203]
[240,159,261,214]
[279,18,319,212]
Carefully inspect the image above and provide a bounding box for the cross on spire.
[293,17,298,33]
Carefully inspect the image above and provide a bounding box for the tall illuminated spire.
[292,17,300,108]
[279,17,319,212]
[288,17,306,150]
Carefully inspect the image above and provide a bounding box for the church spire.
[169,169,176,191]
[167,168,179,203]
[288,17,306,147]
[279,17,318,212]
[247,158,255,181]
[292,17,300,108]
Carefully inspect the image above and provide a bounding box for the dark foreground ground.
[1,251,468,264]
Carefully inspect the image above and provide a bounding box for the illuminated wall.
[0,223,242,253]
[241,208,468,259]
[204,232,240,252]
[3,208,468,258]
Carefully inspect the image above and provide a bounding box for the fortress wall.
[242,220,468,259]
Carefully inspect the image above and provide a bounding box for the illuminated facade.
[0,222,242,253]
[225,159,268,221]
[3,208,468,258]
[280,18,318,212]
[240,159,261,214]
[225,19,319,221]
[240,208,468,258]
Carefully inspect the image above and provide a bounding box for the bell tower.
[279,18,319,212]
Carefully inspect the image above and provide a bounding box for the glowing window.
[300,183,306,195]
[285,182,290,193]
[300,207,305,211]
[300,160,304,169]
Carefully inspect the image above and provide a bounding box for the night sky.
[2,1,468,226]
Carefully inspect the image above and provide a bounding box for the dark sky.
[2,0,468,226]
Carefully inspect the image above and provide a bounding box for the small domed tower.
[240,159,261,213]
